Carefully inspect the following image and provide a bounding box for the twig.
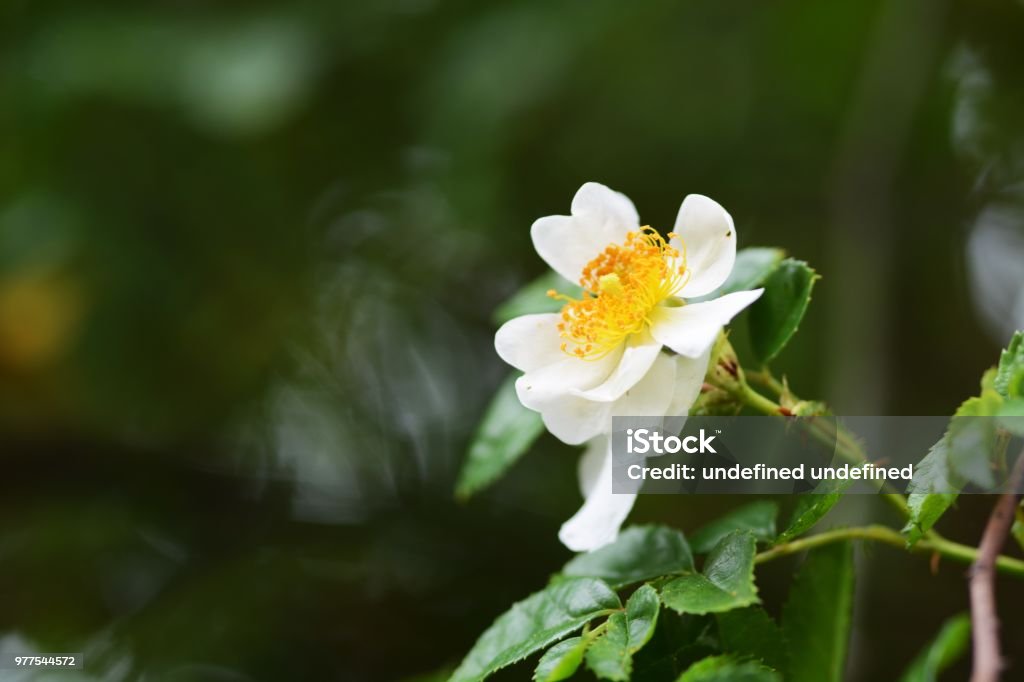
[745,369,787,398]
[970,449,1024,682]
[754,523,1024,578]
[735,382,913,519]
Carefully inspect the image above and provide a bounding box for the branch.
[745,369,787,397]
[734,381,913,519]
[970,449,1024,682]
[755,524,1024,578]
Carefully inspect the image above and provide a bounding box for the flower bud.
[703,331,745,394]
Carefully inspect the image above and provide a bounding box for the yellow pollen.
[547,227,690,359]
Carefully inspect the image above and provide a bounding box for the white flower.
[558,350,709,551]
[495,182,763,551]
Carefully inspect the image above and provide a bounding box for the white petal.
[538,351,677,445]
[559,440,637,552]
[649,289,763,358]
[671,194,737,298]
[666,346,713,416]
[611,352,678,416]
[494,313,564,372]
[577,435,608,498]
[530,216,586,284]
[515,346,622,411]
[571,182,641,231]
[531,183,640,285]
[569,332,661,402]
[538,393,612,445]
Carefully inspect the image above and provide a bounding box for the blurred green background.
[2,1,1024,680]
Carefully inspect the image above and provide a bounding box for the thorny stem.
[733,380,912,518]
[755,524,1024,579]
[728,370,1024,584]
[745,369,787,398]
[969,450,1024,682]
[736,382,783,417]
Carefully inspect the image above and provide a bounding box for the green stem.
[755,524,1024,578]
[584,619,610,643]
[720,366,1024,577]
[726,368,1024,577]
[737,382,785,416]
[746,369,787,397]
[734,382,912,518]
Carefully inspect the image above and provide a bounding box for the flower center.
[548,228,688,359]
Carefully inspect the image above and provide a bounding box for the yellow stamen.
[551,227,690,359]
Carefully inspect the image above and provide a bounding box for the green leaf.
[748,258,818,364]
[776,480,846,544]
[661,531,758,615]
[902,386,1003,545]
[563,525,695,588]
[946,412,999,489]
[997,399,1024,436]
[534,637,587,682]
[456,374,545,500]
[1013,504,1024,553]
[586,612,632,681]
[698,248,785,300]
[585,585,662,680]
[897,614,970,682]
[995,330,1024,398]
[781,542,854,682]
[957,388,1006,418]
[690,501,778,553]
[492,271,581,325]
[450,578,621,682]
[677,655,781,682]
[716,607,787,672]
[903,445,959,546]
[624,585,661,652]
[631,611,718,682]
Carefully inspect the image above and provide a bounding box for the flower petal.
[569,331,661,402]
[494,313,564,372]
[559,439,637,552]
[532,183,640,284]
[577,435,608,498]
[649,289,764,358]
[537,393,612,445]
[666,346,713,416]
[671,194,737,298]
[611,352,678,416]
[537,351,677,445]
[571,182,641,231]
[515,346,622,412]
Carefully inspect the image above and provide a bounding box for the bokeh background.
[3,1,1024,680]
